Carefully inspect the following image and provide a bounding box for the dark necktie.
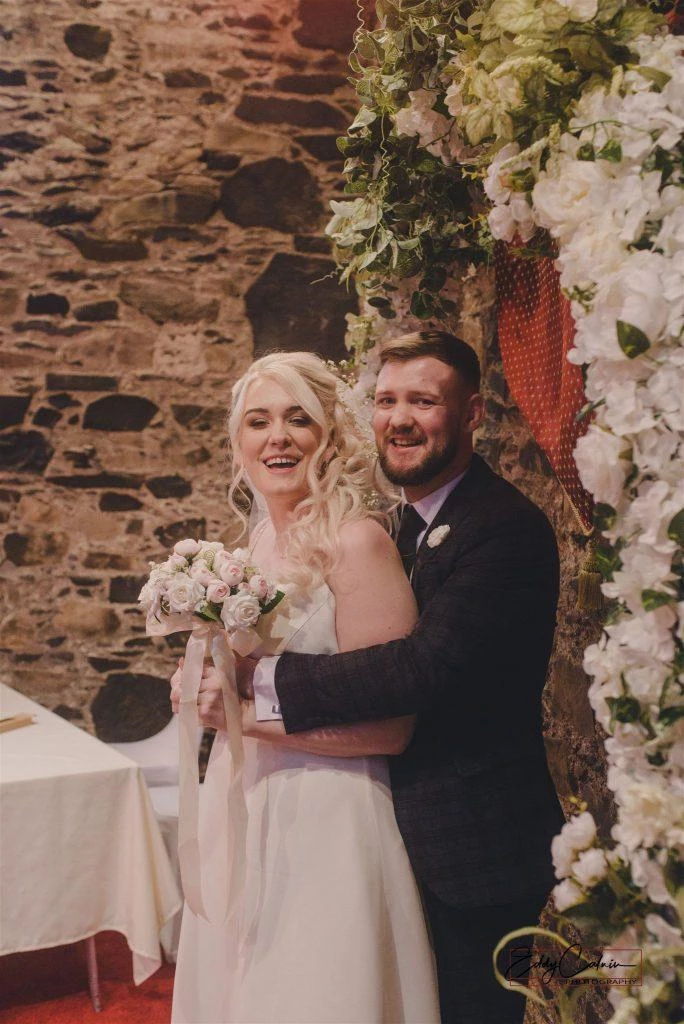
[396,504,426,579]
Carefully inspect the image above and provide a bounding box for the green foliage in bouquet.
[327,0,664,325]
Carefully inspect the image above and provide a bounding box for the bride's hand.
[170,659,229,731]
[170,658,183,715]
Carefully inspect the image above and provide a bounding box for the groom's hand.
[234,652,257,702]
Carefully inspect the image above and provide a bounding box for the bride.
[170,352,440,1024]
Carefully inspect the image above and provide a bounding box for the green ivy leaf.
[367,295,392,308]
[410,290,436,319]
[630,64,672,92]
[260,590,286,616]
[593,503,616,532]
[659,706,684,728]
[667,509,684,546]
[616,320,650,359]
[641,589,674,611]
[606,695,641,726]
[577,142,595,161]
[597,139,622,163]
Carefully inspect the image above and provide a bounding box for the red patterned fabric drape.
[495,242,593,533]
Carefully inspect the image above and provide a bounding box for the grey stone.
[73,300,119,322]
[47,471,144,489]
[147,475,192,499]
[88,657,130,672]
[109,575,147,603]
[294,0,358,51]
[0,395,31,429]
[46,372,118,391]
[64,23,112,61]
[235,95,347,130]
[99,492,143,512]
[154,518,206,547]
[120,277,219,324]
[60,228,148,262]
[0,431,53,473]
[32,407,61,428]
[294,134,343,162]
[92,673,172,742]
[0,70,27,86]
[110,187,218,230]
[83,394,158,431]
[0,131,44,153]
[164,68,212,88]
[27,293,70,316]
[171,404,225,431]
[220,158,323,233]
[36,199,101,226]
[246,253,356,361]
[275,73,347,94]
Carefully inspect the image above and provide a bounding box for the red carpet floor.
[0,932,174,1024]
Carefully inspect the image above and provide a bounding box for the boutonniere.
[426,524,450,548]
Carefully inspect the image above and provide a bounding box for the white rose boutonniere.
[427,524,450,548]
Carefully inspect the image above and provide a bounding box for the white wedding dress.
[171,581,440,1024]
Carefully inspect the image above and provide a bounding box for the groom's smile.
[373,356,482,500]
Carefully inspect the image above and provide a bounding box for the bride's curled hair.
[227,351,392,587]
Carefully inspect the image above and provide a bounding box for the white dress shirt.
[253,468,468,721]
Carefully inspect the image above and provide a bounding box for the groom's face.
[373,356,482,498]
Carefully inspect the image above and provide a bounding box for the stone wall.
[1,2,610,1016]
[0,0,361,736]
[2,0,609,851]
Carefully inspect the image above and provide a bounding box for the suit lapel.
[412,455,491,578]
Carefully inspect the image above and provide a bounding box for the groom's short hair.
[379,331,481,394]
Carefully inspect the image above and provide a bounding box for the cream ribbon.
[147,588,329,924]
[177,624,246,922]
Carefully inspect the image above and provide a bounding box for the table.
[0,683,182,1005]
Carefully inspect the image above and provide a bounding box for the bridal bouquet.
[139,538,287,926]
[138,537,285,647]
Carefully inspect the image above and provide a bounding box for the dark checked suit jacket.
[275,454,564,909]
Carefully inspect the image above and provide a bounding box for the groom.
[222,331,563,1023]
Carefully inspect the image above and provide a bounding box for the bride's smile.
[240,377,322,509]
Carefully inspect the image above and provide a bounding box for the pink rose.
[215,553,245,587]
[173,538,202,558]
[248,574,269,600]
[188,562,215,586]
[206,580,230,603]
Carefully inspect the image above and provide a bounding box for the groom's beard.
[377,433,461,487]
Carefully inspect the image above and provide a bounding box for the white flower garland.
[487,32,684,1022]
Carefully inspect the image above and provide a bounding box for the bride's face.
[239,377,323,507]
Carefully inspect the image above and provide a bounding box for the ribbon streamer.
[177,625,247,923]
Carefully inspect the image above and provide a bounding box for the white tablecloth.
[0,684,182,984]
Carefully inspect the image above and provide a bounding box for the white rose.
[555,0,598,20]
[138,579,161,614]
[551,812,596,877]
[166,553,188,570]
[188,562,216,587]
[214,552,245,587]
[248,574,270,600]
[221,592,261,631]
[173,538,202,558]
[552,878,585,912]
[488,203,517,242]
[166,576,205,614]
[645,913,683,947]
[629,850,672,905]
[573,426,628,508]
[572,848,608,888]
[206,580,230,603]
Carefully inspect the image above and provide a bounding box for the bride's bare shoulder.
[337,516,397,563]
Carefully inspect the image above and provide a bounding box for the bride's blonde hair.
[227,351,392,586]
